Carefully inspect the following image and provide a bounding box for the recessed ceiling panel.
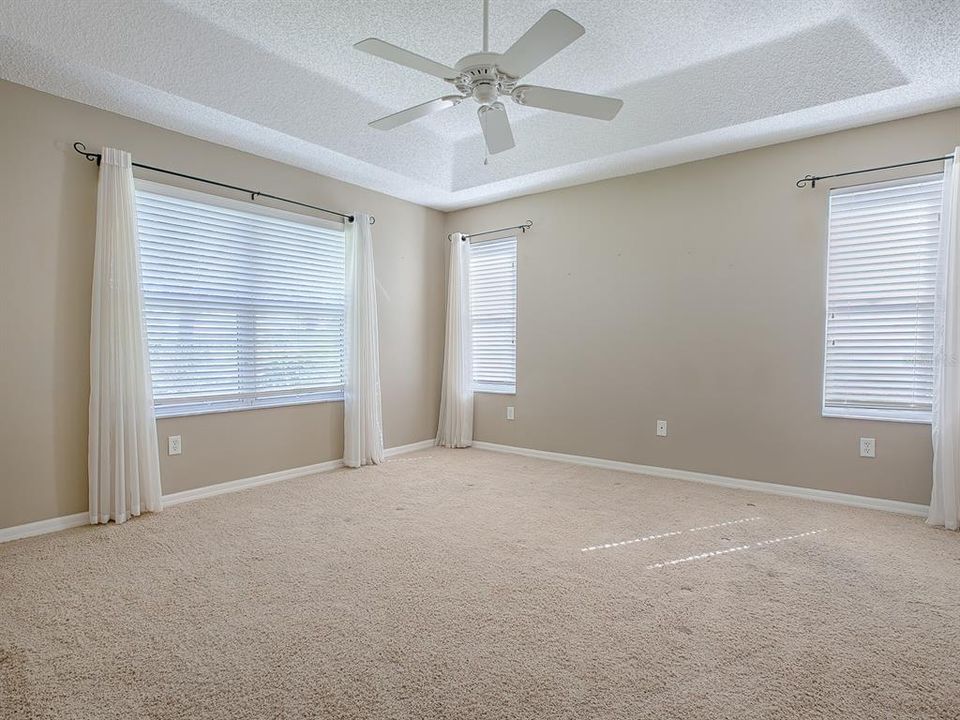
[451,17,909,190]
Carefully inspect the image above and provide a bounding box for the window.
[469,236,517,393]
[135,181,346,417]
[822,174,944,422]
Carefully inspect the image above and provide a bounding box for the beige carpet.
[1,448,959,719]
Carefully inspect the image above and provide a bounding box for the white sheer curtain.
[437,233,473,447]
[930,149,960,531]
[88,147,162,524]
[343,213,384,467]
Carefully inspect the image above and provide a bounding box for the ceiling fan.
[354,1,623,155]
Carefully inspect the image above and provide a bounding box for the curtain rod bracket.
[72,140,375,224]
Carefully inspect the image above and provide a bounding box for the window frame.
[820,172,944,425]
[469,234,518,395]
[134,179,347,419]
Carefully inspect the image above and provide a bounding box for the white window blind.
[135,181,346,417]
[469,236,517,393]
[823,174,944,422]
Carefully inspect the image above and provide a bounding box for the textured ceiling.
[1,0,958,210]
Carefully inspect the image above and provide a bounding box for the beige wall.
[2,77,957,530]
[0,80,445,529]
[446,108,960,506]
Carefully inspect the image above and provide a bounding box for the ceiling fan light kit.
[355,4,624,155]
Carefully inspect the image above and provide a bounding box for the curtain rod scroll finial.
[74,141,101,166]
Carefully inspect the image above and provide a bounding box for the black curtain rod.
[448,220,533,241]
[796,154,953,188]
[73,142,374,224]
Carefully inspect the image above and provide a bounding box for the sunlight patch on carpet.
[580,516,762,552]
[646,529,829,570]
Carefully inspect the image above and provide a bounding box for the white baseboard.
[161,438,435,508]
[8,437,923,541]
[0,512,90,544]
[384,438,436,457]
[0,439,437,543]
[160,459,345,508]
[472,441,930,517]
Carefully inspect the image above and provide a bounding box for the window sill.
[474,386,516,396]
[822,408,931,425]
[155,392,344,419]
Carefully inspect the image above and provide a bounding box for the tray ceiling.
[1,0,958,210]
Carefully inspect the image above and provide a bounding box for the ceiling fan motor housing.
[452,52,517,106]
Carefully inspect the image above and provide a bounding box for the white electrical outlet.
[168,435,182,456]
[859,437,875,458]
[656,420,667,437]
[506,406,515,421]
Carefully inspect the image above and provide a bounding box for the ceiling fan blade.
[369,96,464,130]
[354,38,459,80]
[512,85,623,120]
[478,102,515,155]
[498,10,584,78]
